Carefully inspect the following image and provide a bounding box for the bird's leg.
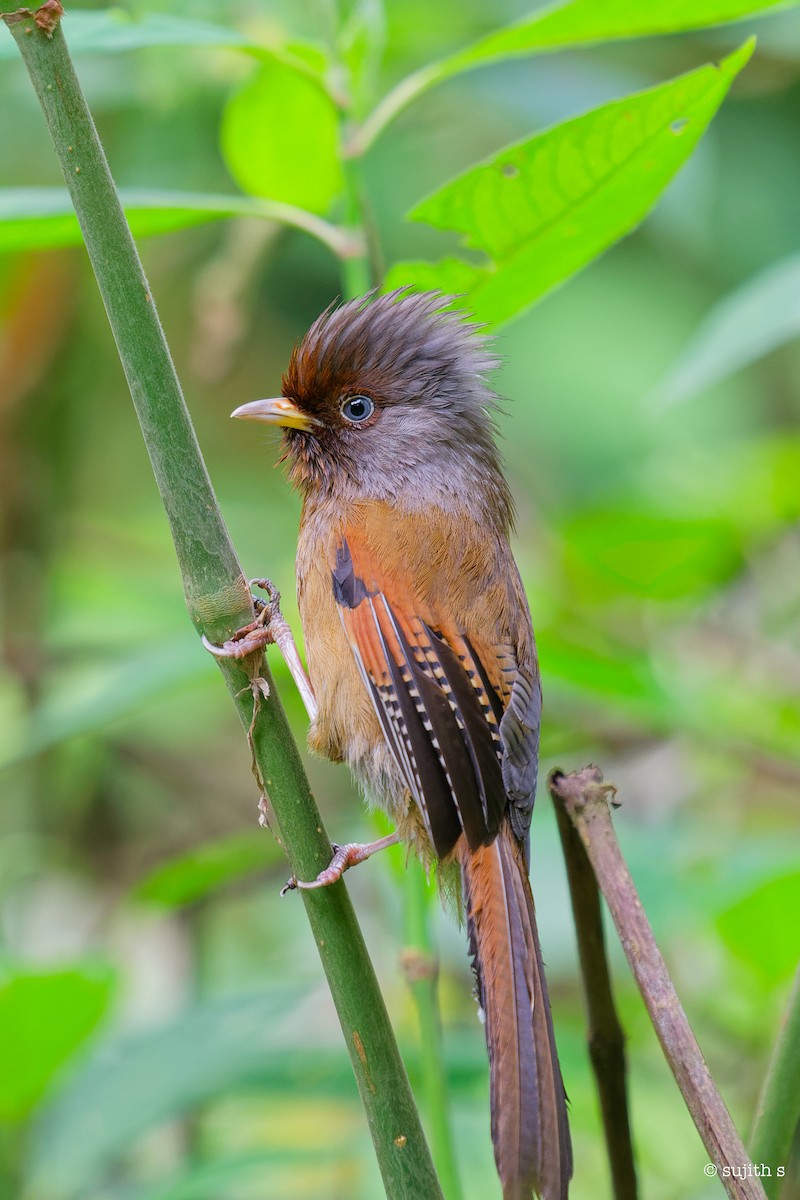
[202,579,318,722]
[206,580,394,894]
[281,832,400,896]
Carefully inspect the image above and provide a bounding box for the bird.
[227,290,572,1200]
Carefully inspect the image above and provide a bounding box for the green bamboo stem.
[3,6,443,1196]
[749,965,800,1198]
[350,61,441,156]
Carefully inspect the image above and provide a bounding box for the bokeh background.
[1,1,799,1198]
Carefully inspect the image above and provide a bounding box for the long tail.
[460,824,572,1200]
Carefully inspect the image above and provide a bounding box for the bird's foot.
[202,579,282,660]
[203,579,318,722]
[280,832,399,896]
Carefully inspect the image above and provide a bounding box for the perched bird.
[230,290,572,1200]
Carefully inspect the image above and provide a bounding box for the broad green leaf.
[561,510,741,600]
[0,966,115,1121]
[26,989,487,1199]
[358,0,789,148]
[0,8,329,86]
[0,9,261,61]
[717,871,800,984]
[0,10,336,103]
[127,1148,352,1200]
[134,830,282,907]
[542,634,671,719]
[0,638,205,770]
[0,189,349,257]
[543,618,800,765]
[385,42,753,328]
[383,256,482,297]
[442,0,793,76]
[26,987,303,1198]
[221,59,343,215]
[654,253,800,406]
[339,0,387,119]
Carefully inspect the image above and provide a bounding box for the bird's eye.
[340,394,375,424]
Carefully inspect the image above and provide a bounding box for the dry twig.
[550,765,767,1200]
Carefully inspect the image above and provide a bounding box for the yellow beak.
[230,396,315,431]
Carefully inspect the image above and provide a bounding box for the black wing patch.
[333,538,507,859]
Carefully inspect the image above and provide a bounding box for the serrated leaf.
[0,189,348,257]
[0,966,115,1122]
[385,42,753,327]
[221,59,343,214]
[654,252,800,406]
[134,831,282,907]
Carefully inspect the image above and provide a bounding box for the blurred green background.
[1,1,799,1198]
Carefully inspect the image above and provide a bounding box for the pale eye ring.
[340,394,375,423]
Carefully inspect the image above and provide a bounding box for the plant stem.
[551,781,638,1200]
[749,965,800,1198]
[352,61,441,155]
[550,765,767,1200]
[402,857,464,1200]
[341,148,374,297]
[3,6,443,1196]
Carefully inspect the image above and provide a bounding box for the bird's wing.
[330,526,538,859]
[466,626,541,850]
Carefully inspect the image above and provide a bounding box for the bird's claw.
[280,843,342,896]
[202,579,283,660]
[279,835,399,897]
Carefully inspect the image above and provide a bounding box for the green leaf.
[24,988,328,1198]
[339,0,387,119]
[126,1149,351,1200]
[0,9,262,61]
[382,256,482,297]
[717,871,800,985]
[542,634,670,719]
[25,983,489,1200]
[654,253,800,406]
[0,189,351,258]
[385,41,754,328]
[561,510,741,600]
[221,59,344,215]
[134,830,283,907]
[442,0,792,76]
[358,0,787,149]
[0,966,115,1122]
[0,638,205,771]
[0,8,338,95]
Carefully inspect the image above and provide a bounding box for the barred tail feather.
[461,825,572,1200]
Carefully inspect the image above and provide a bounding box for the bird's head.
[232,290,512,524]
